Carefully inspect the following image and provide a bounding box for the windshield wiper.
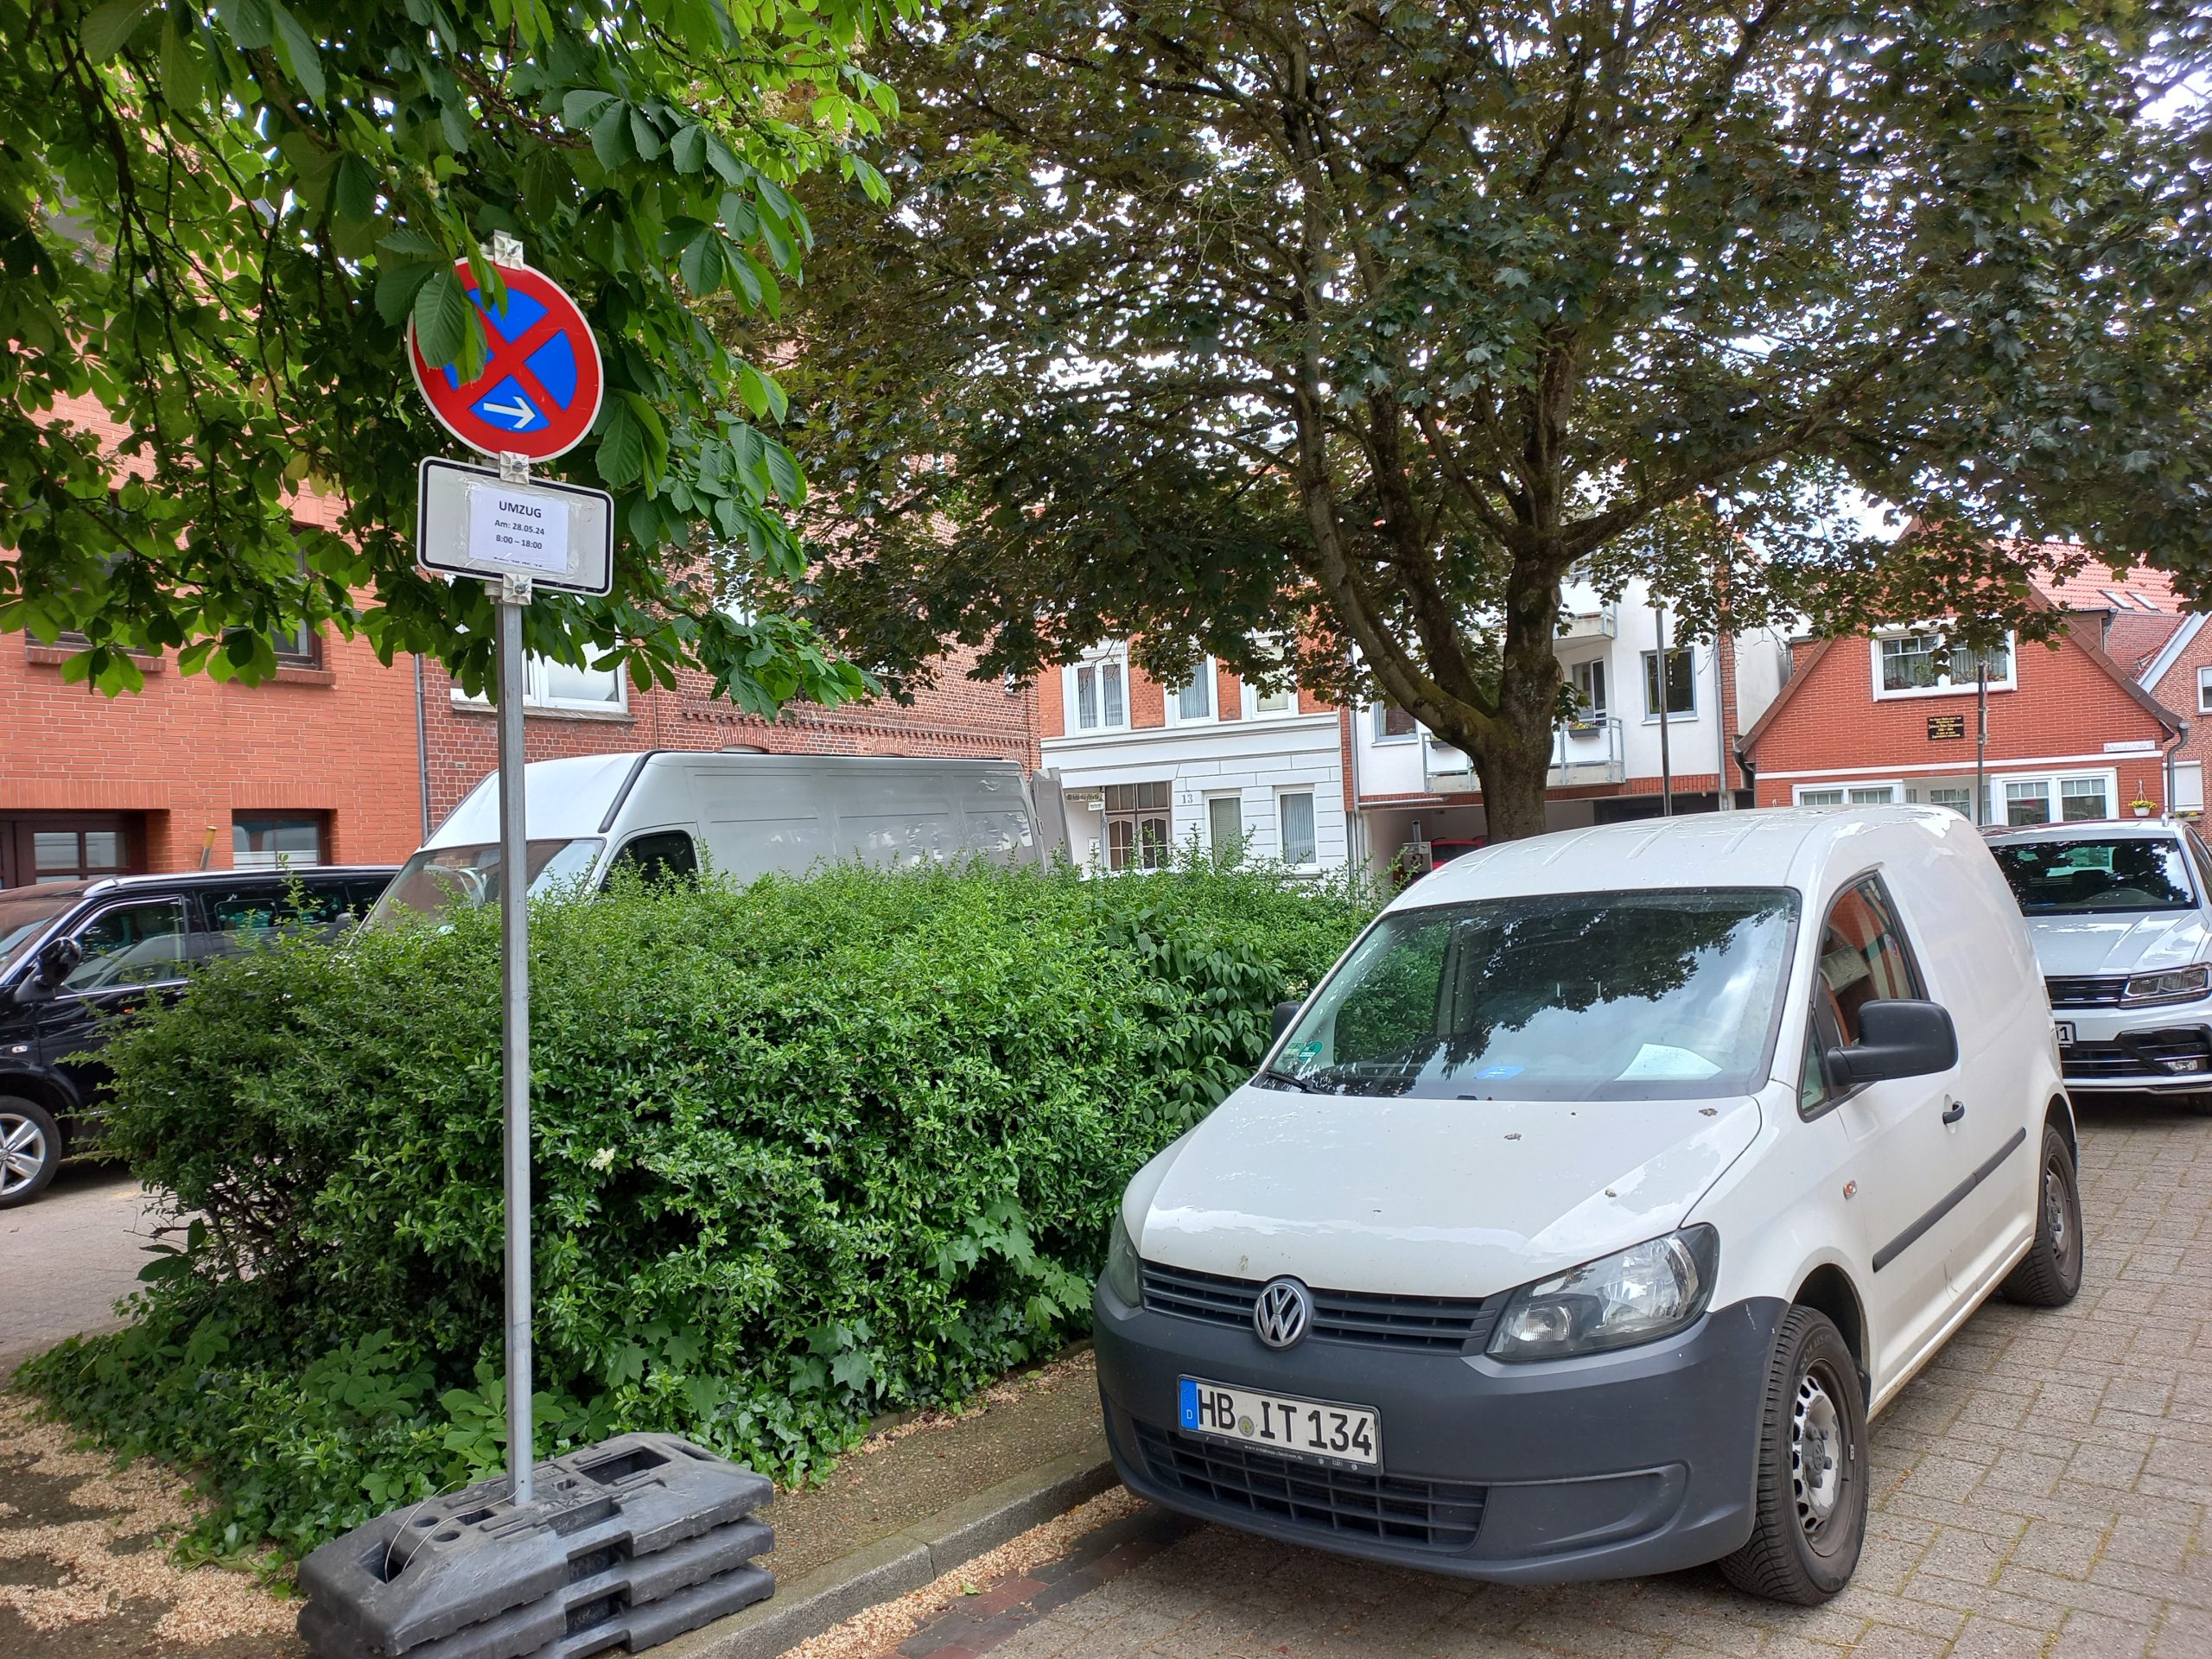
[1256,1065,1321,1092]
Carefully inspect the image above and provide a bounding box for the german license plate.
[2054,1020,2075,1046]
[1178,1376,1380,1467]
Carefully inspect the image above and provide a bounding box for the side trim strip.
[1872,1126,2029,1273]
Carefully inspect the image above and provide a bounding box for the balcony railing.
[1555,603,1619,642]
[1421,716,1627,796]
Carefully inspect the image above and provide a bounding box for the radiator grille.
[1141,1262,1498,1353]
[1135,1423,1485,1551]
[2047,976,2128,1008]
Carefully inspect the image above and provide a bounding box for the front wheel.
[0,1096,61,1209]
[1999,1122,2084,1307]
[1718,1306,1867,1605]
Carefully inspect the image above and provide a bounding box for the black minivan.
[0,867,394,1208]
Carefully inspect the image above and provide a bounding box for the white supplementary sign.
[415,456,614,597]
[468,485,573,575]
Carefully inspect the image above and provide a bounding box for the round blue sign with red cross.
[407,261,604,463]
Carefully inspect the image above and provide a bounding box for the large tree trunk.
[1427,561,1567,843]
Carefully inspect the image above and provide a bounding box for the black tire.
[0,1096,61,1210]
[1999,1122,2084,1307]
[1717,1306,1868,1605]
[2175,1094,2212,1116]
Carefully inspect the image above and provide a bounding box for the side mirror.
[12,936,81,1005]
[1271,1001,1302,1044]
[1825,999,1958,1087]
[38,936,83,988]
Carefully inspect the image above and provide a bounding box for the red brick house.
[1738,563,2192,825]
[4,403,1039,881]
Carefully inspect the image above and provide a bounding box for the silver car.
[1987,818,2212,1102]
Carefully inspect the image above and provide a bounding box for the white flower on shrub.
[588,1147,616,1171]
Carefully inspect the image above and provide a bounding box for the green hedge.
[19,857,1375,1561]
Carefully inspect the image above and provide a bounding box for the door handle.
[1942,1101,1966,1125]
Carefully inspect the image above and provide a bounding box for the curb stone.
[658,1440,1117,1659]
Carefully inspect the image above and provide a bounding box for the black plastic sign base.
[298,1433,774,1659]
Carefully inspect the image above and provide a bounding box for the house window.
[1874,632,2012,697]
[1247,639,1296,717]
[533,655,624,709]
[2197,665,2212,715]
[1641,649,1694,718]
[455,652,627,712]
[1372,702,1417,742]
[1279,791,1318,866]
[1847,786,1897,804]
[1570,659,1608,723]
[1103,782,1170,870]
[16,819,137,883]
[1171,662,1214,722]
[1076,658,1127,731]
[232,815,325,868]
[1926,787,1974,817]
[2006,781,2051,826]
[1207,794,1243,857]
[1797,788,1845,808]
[2061,778,2110,822]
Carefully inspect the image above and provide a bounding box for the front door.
[34,898,188,1107]
[1806,876,1974,1391]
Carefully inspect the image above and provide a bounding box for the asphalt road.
[0,1166,168,1370]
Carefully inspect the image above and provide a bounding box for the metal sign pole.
[495,448,535,1507]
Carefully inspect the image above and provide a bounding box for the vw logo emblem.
[1253,1277,1313,1350]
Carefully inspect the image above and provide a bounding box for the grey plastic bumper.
[1094,1286,1788,1584]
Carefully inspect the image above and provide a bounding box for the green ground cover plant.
[18,856,1375,1563]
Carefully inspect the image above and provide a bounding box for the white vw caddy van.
[1095,807,2082,1605]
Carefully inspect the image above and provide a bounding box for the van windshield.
[1268,887,1799,1101]
[365,839,604,926]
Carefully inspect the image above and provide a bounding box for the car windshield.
[0,887,84,976]
[1268,887,1800,1101]
[1992,837,2196,914]
[364,838,604,927]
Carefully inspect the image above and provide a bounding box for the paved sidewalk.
[881,1099,2212,1659]
[0,1169,163,1370]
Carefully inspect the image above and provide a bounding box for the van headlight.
[2122,965,2212,1007]
[1103,1211,1142,1308]
[1488,1226,1719,1362]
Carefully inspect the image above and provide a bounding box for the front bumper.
[1094,1283,1787,1584]
[2052,1009,2212,1092]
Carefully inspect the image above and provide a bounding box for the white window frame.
[1992,768,2120,828]
[1275,787,1319,868]
[1569,658,1609,724]
[1166,659,1217,726]
[1065,647,1131,734]
[1639,647,1697,722]
[1869,629,2017,701]
[1241,639,1300,721]
[1370,702,1419,743]
[454,652,629,713]
[1793,781,1904,808]
[2196,664,2212,715]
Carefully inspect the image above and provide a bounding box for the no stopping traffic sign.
[408,260,605,463]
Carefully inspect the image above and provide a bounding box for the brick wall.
[1744,628,2174,808]
[2148,621,2212,791]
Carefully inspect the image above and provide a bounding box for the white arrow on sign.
[481,393,538,429]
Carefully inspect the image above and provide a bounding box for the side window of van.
[610,831,699,886]
[1802,876,1925,1112]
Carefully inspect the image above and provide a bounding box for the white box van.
[366,750,1056,925]
[1096,806,2082,1604]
